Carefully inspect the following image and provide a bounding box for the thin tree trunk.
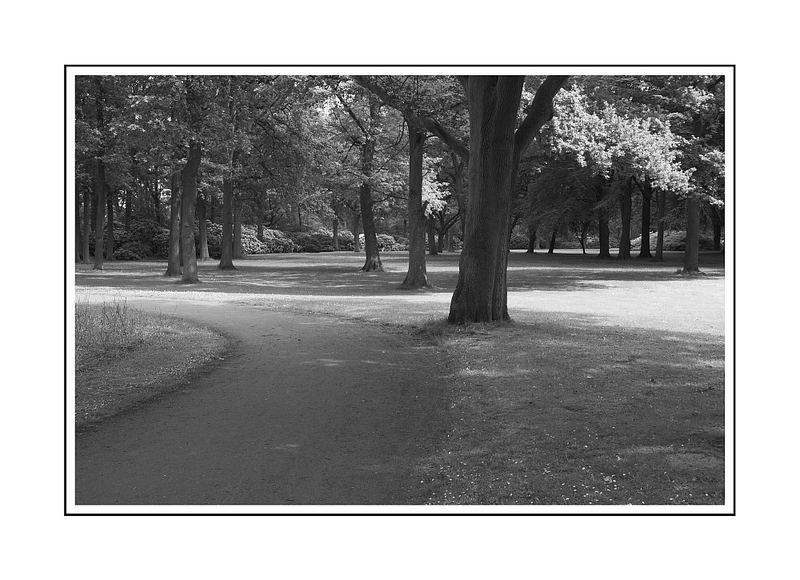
[527,223,536,253]
[165,173,182,276]
[124,189,132,230]
[580,222,589,255]
[401,124,428,288]
[233,201,244,259]
[332,217,339,251]
[180,142,201,283]
[711,205,723,251]
[638,178,653,259]
[198,194,209,261]
[93,160,106,270]
[105,185,114,261]
[352,214,362,252]
[548,228,557,254]
[219,177,235,270]
[655,188,666,261]
[359,100,383,272]
[618,177,633,260]
[75,184,82,262]
[681,193,701,273]
[257,221,264,242]
[596,177,611,259]
[427,217,439,256]
[82,187,91,264]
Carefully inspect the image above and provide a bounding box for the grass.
[75,249,726,504]
[75,301,228,429]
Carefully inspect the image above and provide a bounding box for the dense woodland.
[75,74,725,323]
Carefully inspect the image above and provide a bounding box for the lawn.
[75,249,726,505]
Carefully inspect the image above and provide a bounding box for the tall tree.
[448,76,568,323]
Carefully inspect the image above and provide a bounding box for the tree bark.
[124,189,132,230]
[198,194,210,261]
[596,177,611,259]
[681,193,701,273]
[711,205,723,251]
[618,177,633,260]
[105,185,114,261]
[638,178,653,259]
[219,177,235,270]
[233,201,244,259]
[359,99,383,272]
[401,124,428,288]
[180,142,202,283]
[448,77,525,323]
[165,173,182,276]
[526,222,537,253]
[93,160,106,270]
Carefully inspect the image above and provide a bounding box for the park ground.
[74,249,725,506]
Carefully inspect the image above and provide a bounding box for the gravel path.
[75,297,450,505]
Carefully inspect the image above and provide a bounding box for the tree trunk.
[124,189,132,230]
[82,187,91,265]
[618,177,633,260]
[427,217,439,256]
[437,227,447,253]
[180,142,201,283]
[359,100,383,272]
[198,194,210,261]
[105,185,114,261]
[233,202,244,259]
[548,228,557,254]
[526,223,536,253]
[332,217,339,251]
[681,193,701,273]
[401,124,428,288]
[638,178,653,259]
[257,221,264,242]
[448,77,525,323]
[655,188,666,261]
[219,177,235,270]
[165,173,182,276]
[711,205,723,252]
[75,184,82,262]
[352,214,362,252]
[93,160,106,270]
[580,222,589,255]
[596,177,611,259]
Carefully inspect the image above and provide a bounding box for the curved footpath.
[75,297,450,505]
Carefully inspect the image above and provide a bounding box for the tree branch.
[514,76,570,154]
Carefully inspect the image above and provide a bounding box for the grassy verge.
[75,301,228,430]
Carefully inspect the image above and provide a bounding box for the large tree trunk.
[219,177,235,270]
[618,177,633,260]
[82,187,91,264]
[655,188,666,261]
[93,160,106,270]
[401,124,428,288]
[180,142,202,283]
[681,193,701,273]
[104,185,114,261]
[198,194,210,261]
[526,222,537,253]
[638,178,653,259]
[448,77,525,323]
[359,100,383,272]
[165,173,182,276]
[233,201,244,259]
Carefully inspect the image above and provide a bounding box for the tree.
[447,76,568,323]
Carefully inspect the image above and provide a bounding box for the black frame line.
[64,64,735,517]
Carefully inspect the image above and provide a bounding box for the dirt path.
[75,296,450,505]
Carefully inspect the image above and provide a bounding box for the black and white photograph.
[66,68,731,512]
[6,2,800,577]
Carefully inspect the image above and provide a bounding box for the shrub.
[113,241,149,261]
[509,232,529,250]
[631,230,717,252]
